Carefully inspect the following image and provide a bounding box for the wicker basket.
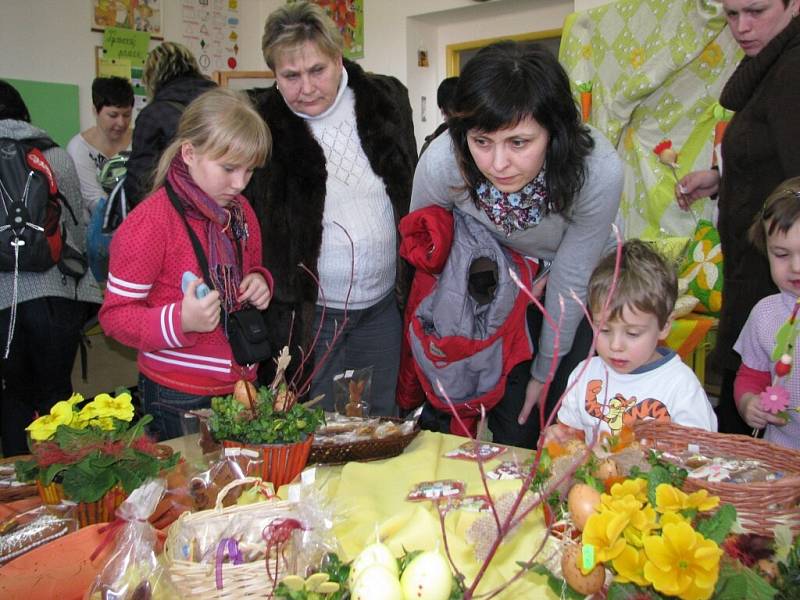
[309,422,420,464]
[164,477,301,599]
[633,421,800,535]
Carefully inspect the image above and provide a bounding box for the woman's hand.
[676,169,720,210]
[517,378,545,425]
[238,273,272,310]
[738,392,787,429]
[181,278,221,333]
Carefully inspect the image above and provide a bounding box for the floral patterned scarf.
[474,168,550,236]
[167,155,247,312]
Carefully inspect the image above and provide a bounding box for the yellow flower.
[655,483,689,512]
[582,510,629,569]
[26,400,75,441]
[66,393,85,406]
[643,522,723,600]
[613,544,649,586]
[602,491,643,515]
[686,489,720,512]
[660,510,690,528]
[699,42,723,68]
[80,393,134,423]
[630,47,645,69]
[89,417,116,431]
[608,478,648,503]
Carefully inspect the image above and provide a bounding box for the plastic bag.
[333,366,373,417]
[188,447,267,511]
[0,503,77,564]
[86,478,178,600]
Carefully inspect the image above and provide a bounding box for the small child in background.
[545,239,717,444]
[735,177,800,449]
[100,88,273,440]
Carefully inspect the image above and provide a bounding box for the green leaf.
[607,582,665,599]
[120,415,152,445]
[696,504,737,544]
[524,564,584,600]
[61,459,116,502]
[43,462,67,485]
[14,458,40,483]
[715,557,777,600]
[774,525,794,562]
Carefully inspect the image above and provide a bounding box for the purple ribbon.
[215,537,244,590]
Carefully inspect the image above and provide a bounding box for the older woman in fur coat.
[245,2,416,415]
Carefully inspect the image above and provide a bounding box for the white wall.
[0,0,612,149]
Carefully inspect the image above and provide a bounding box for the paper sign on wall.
[97,58,132,79]
[102,27,150,67]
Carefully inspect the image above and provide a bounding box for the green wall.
[6,78,80,147]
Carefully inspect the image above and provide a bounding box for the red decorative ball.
[227,57,237,69]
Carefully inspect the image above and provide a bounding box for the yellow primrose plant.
[15,391,179,503]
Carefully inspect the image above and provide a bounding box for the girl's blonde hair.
[749,176,800,254]
[262,1,343,70]
[151,88,271,193]
[142,41,203,98]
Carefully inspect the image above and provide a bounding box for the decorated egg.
[399,550,452,600]
[351,564,403,600]
[561,544,605,595]
[348,542,399,589]
[567,483,601,531]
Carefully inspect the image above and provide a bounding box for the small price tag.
[582,544,596,571]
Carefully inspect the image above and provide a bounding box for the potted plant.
[15,390,180,526]
[207,348,325,489]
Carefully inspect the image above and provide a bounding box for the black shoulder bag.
[166,182,271,366]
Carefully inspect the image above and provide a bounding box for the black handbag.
[166,183,271,366]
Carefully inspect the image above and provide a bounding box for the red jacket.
[99,187,273,395]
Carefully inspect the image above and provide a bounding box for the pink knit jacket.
[99,187,273,395]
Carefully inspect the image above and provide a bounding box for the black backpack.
[0,137,82,277]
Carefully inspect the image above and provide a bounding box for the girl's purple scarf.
[167,156,247,312]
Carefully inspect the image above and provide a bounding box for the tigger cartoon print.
[583,379,671,436]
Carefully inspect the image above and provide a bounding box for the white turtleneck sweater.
[299,72,397,310]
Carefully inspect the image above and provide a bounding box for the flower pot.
[36,482,127,527]
[222,436,314,490]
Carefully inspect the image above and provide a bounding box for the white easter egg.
[399,550,452,600]
[348,542,399,589]
[351,564,403,600]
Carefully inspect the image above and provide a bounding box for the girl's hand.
[676,169,720,210]
[181,278,221,333]
[238,273,272,310]
[518,378,544,425]
[738,392,787,429]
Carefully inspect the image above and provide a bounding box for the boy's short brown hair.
[748,176,800,254]
[587,239,678,328]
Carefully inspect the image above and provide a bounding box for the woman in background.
[677,0,800,434]
[246,1,417,416]
[411,42,623,447]
[66,76,133,217]
[124,41,216,207]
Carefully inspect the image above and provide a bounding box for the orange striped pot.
[222,435,313,490]
[36,482,127,527]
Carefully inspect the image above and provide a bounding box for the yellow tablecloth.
[309,430,559,599]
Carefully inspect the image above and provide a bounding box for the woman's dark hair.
[0,80,31,122]
[92,76,134,112]
[449,41,594,214]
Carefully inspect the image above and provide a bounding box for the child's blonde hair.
[151,88,271,194]
[587,239,678,328]
[749,176,800,254]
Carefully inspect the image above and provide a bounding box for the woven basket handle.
[214,476,264,511]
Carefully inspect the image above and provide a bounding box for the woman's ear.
[180,142,195,166]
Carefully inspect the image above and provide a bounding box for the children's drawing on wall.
[180,0,241,77]
[92,0,163,39]
[289,0,364,60]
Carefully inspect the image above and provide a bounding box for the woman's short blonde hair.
[142,41,203,98]
[151,88,271,193]
[261,1,343,70]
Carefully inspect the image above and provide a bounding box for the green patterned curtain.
[560,0,741,239]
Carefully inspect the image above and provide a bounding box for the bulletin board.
[6,78,80,148]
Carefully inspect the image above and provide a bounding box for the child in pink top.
[100,89,273,440]
[735,177,800,449]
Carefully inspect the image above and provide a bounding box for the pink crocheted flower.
[760,385,790,414]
